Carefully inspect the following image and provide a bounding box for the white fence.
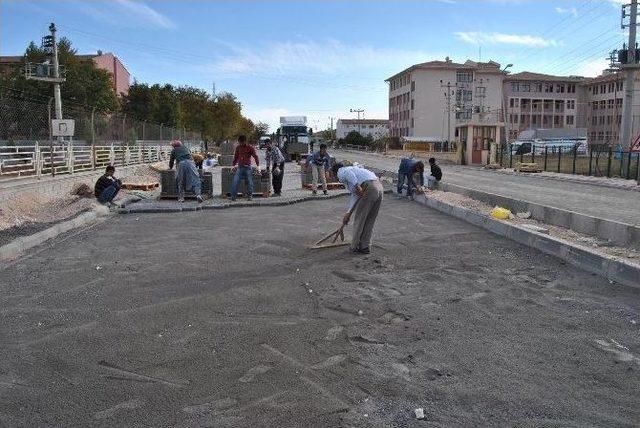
[0,143,185,181]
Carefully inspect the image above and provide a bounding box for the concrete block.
[520,224,549,234]
[572,214,597,236]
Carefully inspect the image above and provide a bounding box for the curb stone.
[415,194,640,289]
[0,209,106,262]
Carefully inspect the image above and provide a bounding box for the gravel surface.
[0,197,638,427]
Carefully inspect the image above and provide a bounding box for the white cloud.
[207,39,435,80]
[113,0,175,29]
[454,31,557,47]
[555,6,578,17]
[575,58,609,78]
[77,0,176,29]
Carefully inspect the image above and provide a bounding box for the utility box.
[221,167,271,197]
[160,169,213,199]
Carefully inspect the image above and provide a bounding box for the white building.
[336,119,389,140]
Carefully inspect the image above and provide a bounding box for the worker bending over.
[94,165,122,205]
[230,135,260,201]
[169,140,203,203]
[306,143,331,195]
[334,163,384,255]
[397,157,424,200]
[265,139,285,196]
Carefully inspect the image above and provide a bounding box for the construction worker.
[305,143,331,195]
[265,138,285,196]
[230,135,260,201]
[94,165,122,205]
[396,157,424,200]
[334,163,384,255]
[169,140,203,203]
[425,157,443,189]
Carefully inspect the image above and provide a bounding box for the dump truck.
[277,116,311,161]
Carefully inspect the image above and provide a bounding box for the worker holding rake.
[334,163,383,255]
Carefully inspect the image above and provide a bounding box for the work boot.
[357,247,371,254]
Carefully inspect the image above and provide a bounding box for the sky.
[0,0,627,132]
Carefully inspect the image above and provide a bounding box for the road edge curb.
[415,194,640,289]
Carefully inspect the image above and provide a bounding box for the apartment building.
[503,72,585,142]
[387,58,506,164]
[336,119,389,140]
[582,72,628,147]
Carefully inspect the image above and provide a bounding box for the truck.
[277,116,311,161]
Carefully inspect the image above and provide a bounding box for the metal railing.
[498,143,640,180]
[0,143,181,180]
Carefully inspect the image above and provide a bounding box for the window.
[599,116,605,125]
[411,99,414,110]
[607,116,612,125]
[566,115,574,125]
[593,86,599,95]
[535,83,543,92]
[616,98,623,108]
[617,81,623,91]
[592,101,598,110]
[532,115,538,125]
[599,100,606,109]
[591,115,597,124]
[554,116,561,125]
[556,83,565,93]
[511,82,520,91]
[544,83,553,93]
[607,99,614,109]
[567,84,576,93]
[509,98,515,107]
[601,84,606,93]
[608,82,615,92]
[555,100,564,110]
[456,71,473,83]
[567,100,575,109]
[411,81,415,91]
[521,83,531,92]
[411,118,414,128]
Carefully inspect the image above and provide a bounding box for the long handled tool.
[309,197,360,250]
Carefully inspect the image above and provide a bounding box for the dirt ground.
[0,165,160,246]
[0,197,638,427]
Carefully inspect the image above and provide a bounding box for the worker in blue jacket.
[397,157,424,200]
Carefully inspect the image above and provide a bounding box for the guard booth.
[455,112,503,165]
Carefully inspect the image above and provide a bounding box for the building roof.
[505,71,585,82]
[582,71,623,84]
[337,119,389,125]
[0,56,22,64]
[385,58,502,81]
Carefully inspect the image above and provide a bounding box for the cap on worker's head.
[170,140,182,147]
[429,157,436,164]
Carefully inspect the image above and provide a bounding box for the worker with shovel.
[334,163,383,254]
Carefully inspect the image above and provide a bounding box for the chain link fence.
[0,97,203,180]
[0,96,203,146]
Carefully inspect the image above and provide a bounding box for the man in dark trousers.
[426,157,443,189]
[94,165,122,205]
[265,138,285,196]
[396,157,424,200]
[230,135,260,201]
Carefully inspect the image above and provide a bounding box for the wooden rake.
[310,225,349,249]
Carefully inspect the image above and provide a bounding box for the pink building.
[79,51,130,96]
[0,51,130,96]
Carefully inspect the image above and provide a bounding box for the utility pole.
[440,80,458,148]
[501,64,513,146]
[620,0,639,171]
[50,23,62,120]
[350,108,364,136]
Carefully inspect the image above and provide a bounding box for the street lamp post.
[501,63,513,149]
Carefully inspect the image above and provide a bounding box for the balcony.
[456,110,504,126]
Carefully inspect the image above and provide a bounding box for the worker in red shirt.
[230,135,260,201]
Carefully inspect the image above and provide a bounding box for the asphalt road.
[332,149,640,226]
[1,197,639,427]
